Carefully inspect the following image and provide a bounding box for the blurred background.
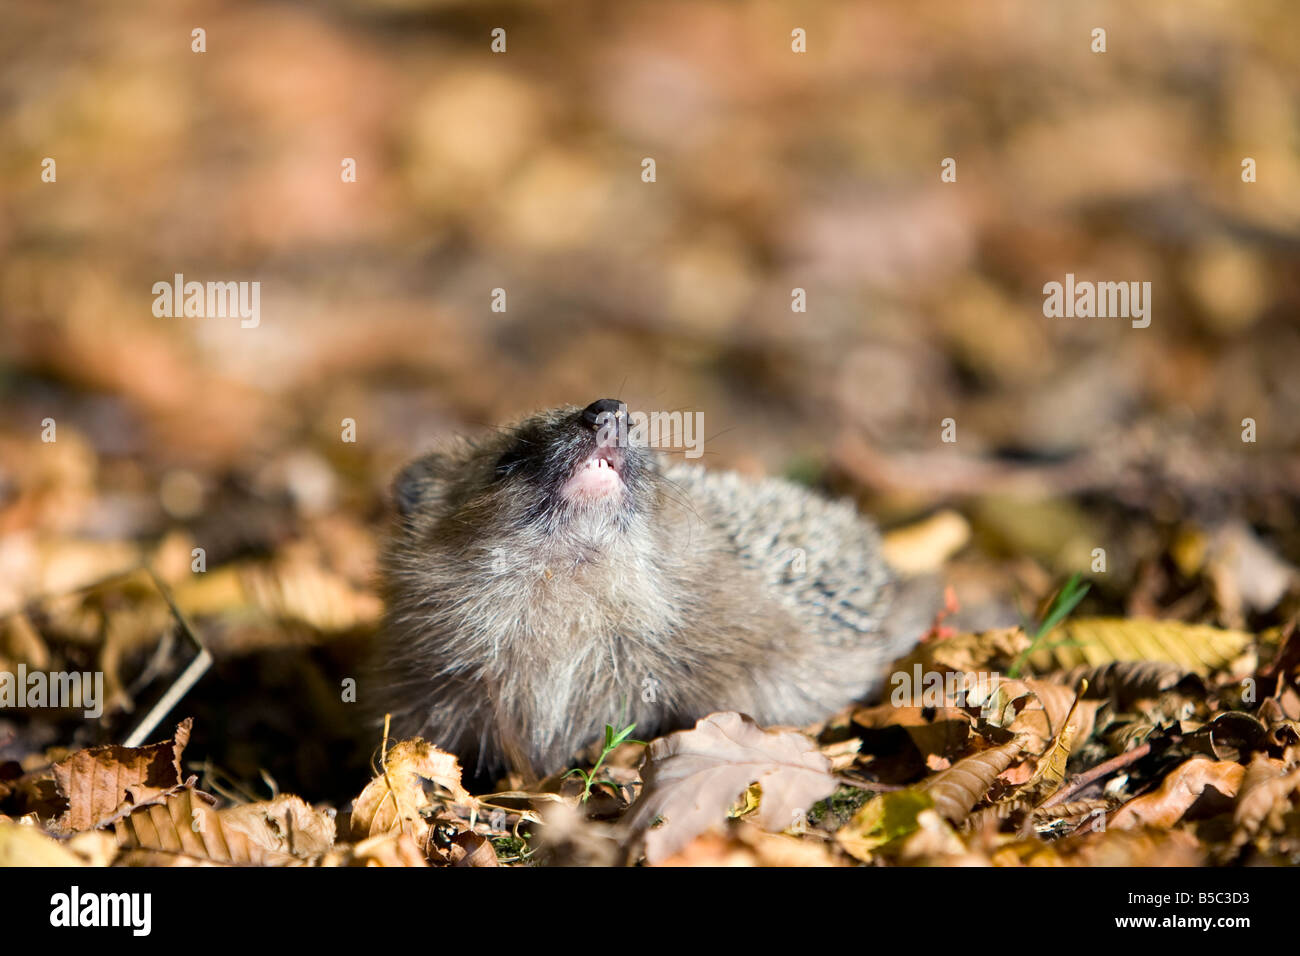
[2,0,1299,797]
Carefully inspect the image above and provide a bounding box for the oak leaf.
[624,712,837,865]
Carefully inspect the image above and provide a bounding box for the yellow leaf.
[1028,618,1251,675]
[835,789,933,862]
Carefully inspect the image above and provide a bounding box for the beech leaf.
[921,739,1023,824]
[115,790,336,865]
[51,718,192,834]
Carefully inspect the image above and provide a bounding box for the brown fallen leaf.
[921,739,1024,824]
[852,703,972,729]
[965,795,1035,836]
[1232,754,1300,846]
[51,718,192,833]
[1052,660,1195,708]
[1,764,64,822]
[652,831,757,867]
[350,738,470,850]
[0,816,116,865]
[64,829,120,867]
[998,760,1036,787]
[820,737,863,773]
[1028,797,1111,836]
[851,703,973,762]
[986,678,1098,755]
[893,809,981,864]
[1026,683,1088,801]
[656,823,842,867]
[112,849,225,867]
[0,819,89,866]
[323,831,429,867]
[445,831,499,867]
[1109,757,1245,830]
[624,712,837,865]
[211,794,336,861]
[114,790,336,865]
[998,826,1204,867]
[891,627,1030,678]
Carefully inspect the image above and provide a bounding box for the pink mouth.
[561,449,624,501]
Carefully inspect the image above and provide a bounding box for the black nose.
[581,398,624,430]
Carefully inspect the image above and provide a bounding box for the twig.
[376,713,408,837]
[122,565,212,747]
[1039,738,1167,810]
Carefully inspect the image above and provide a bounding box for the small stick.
[1039,739,1159,810]
[375,713,408,837]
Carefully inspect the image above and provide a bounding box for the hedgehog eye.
[493,446,528,480]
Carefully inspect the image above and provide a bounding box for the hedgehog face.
[481,399,656,527]
[390,400,662,555]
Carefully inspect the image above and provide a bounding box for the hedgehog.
[371,399,928,777]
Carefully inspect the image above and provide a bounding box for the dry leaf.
[51,718,192,833]
[210,794,336,861]
[851,703,973,762]
[169,547,382,641]
[1026,687,1087,800]
[1232,755,1300,845]
[1206,522,1295,620]
[1110,757,1244,830]
[324,831,429,867]
[835,788,933,861]
[445,831,499,867]
[657,823,841,867]
[892,627,1030,677]
[350,738,470,850]
[624,712,837,865]
[1029,798,1111,834]
[1027,619,1252,676]
[0,819,88,866]
[1052,660,1195,708]
[1003,826,1204,866]
[921,739,1024,824]
[114,789,335,864]
[966,795,1035,834]
[880,509,970,574]
[63,829,120,867]
[893,808,978,864]
[985,678,1098,754]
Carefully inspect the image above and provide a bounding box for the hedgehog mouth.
[560,447,626,501]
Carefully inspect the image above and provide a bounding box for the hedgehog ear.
[393,453,445,517]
